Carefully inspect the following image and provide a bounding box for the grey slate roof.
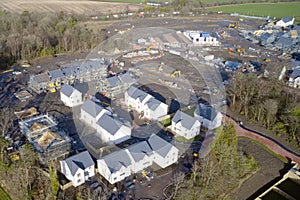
[81,100,106,118]
[282,16,294,23]
[60,84,76,97]
[64,151,94,176]
[195,103,219,121]
[126,141,153,162]
[34,72,50,83]
[172,110,198,130]
[145,98,162,111]
[102,150,132,173]
[62,66,78,76]
[291,68,300,78]
[96,114,122,135]
[48,69,65,80]
[107,76,121,87]
[119,72,135,84]
[147,134,174,157]
[126,86,149,101]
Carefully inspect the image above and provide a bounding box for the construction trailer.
[29,59,109,94]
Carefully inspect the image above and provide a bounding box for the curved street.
[225,116,300,165]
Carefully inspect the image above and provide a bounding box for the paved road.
[225,116,300,165]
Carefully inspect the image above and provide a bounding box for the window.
[77,173,81,177]
[84,171,89,176]
[77,179,81,183]
[120,172,125,176]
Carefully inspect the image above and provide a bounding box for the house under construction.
[29,59,109,94]
[98,71,136,99]
[19,114,71,163]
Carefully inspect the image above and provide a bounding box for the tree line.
[169,124,258,199]
[0,11,106,70]
[227,73,300,147]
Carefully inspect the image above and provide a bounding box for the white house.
[125,86,168,120]
[275,16,294,28]
[183,31,219,46]
[194,103,223,130]
[125,86,152,113]
[289,68,300,88]
[96,113,131,144]
[125,141,154,173]
[97,150,132,184]
[81,100,111,129]
[147,134,179,168]
[60,84,83,107]
[60,151,95,187]
[171,110,201,139]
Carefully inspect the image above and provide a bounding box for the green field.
[0,186,11,200]
[208,2,300,18]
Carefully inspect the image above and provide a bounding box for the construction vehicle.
[9,152,20,161]
[101,101,111,107]
[170,69,181,78]
[50,88,56,93]
[228,21,238,29]
[264,58,271,63]
[236,48,245,55]
[158,62,164,72]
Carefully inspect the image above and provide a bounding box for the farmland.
[0,0,143,15]
[0,186,11,200]
[207,2,300,18]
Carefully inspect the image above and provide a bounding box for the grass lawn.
[208,2,300,19]
[176,135,202,142]
[0,186,11,200]
[159,117,171,127]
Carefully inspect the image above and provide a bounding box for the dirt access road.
[0,0,143,15]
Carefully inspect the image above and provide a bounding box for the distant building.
[125,86,168,120]
[60,151,95,187]
[183,31,220,46]
[194,103,223,130]
[171,110,201,139]
[60,84,83,107]
[275,16,294,28]
[29,60,108,94]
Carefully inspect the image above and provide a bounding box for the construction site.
[19,113,71,163]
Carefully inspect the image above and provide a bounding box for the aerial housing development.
[0,1,300,200]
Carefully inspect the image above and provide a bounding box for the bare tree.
[0,107,12,136]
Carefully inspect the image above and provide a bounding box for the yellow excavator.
[170,69,181,78]
[228,21,238,29]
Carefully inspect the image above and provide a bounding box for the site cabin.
[97,150,132,185]
[60,151,95,187]
[60,84,83,107]
[194,103,223,130]
[125,141,154,173]
[80,99,111,129]
[171,110,201,140]
[95,113,131,144]
[289,68,300,88]
[125,86,168,120]
[147,134,179,168]
[275,17,294,28]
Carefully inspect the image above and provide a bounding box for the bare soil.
[0,0,143,15]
